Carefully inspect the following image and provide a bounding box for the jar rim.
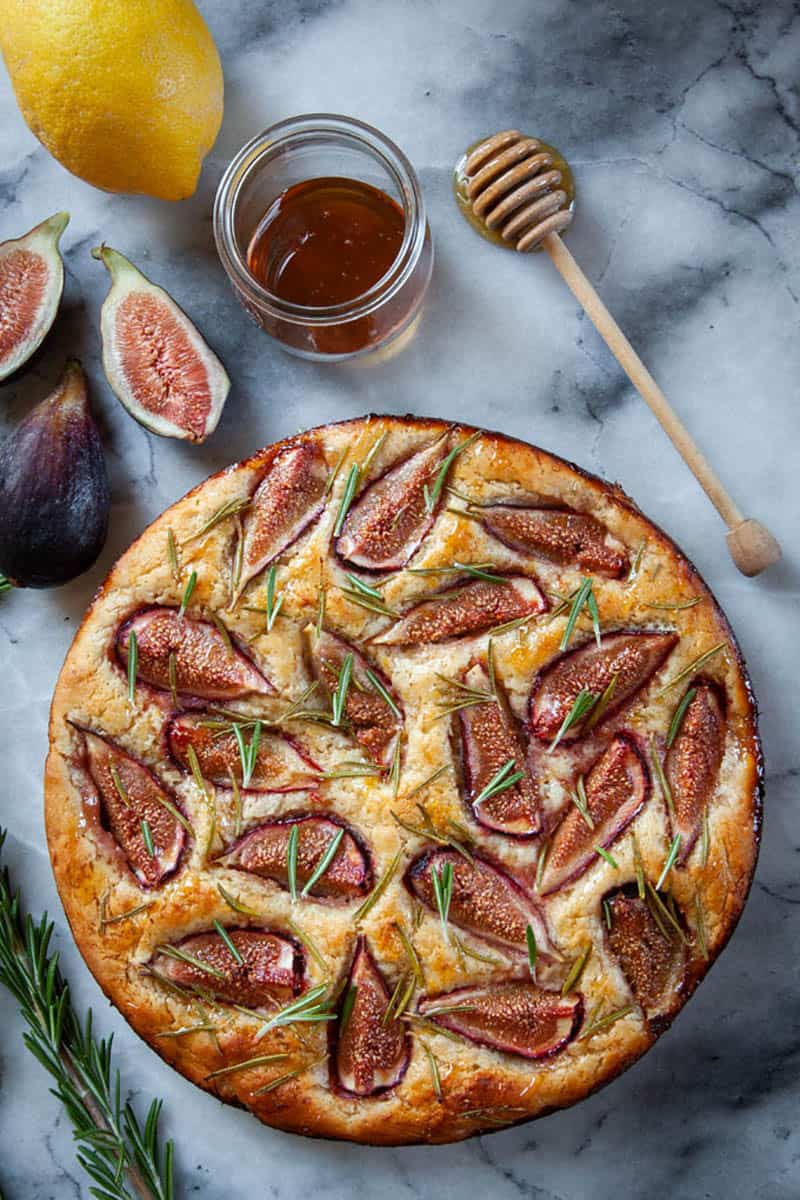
[213,114,428,325]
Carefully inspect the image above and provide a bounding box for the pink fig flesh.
[234,443,327,601]
[331,936,410,1096]
[456,661,539,836]
[605,888,686,1018]
[0,212,67,382]
[150,929,303,1007]
[117,607,273,701]
[167,712,319,790]
[372,576,547,647]
[80,726,185,887]
[307,629,401,766]
[418,982,582,1059]
[405,848,554,957]
[478,503,629,578]
[665,681,726,864]
[530,630,678,744]
[539,733,649,896]
[336,438,449,572]
[218,816,372,900]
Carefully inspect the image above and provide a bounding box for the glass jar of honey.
[213,115,433,361]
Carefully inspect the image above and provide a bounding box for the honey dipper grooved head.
[457,130,575,252]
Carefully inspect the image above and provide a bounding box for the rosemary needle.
[656,834,682,890]
[179,569,197,617]
[127,629,138,706]
[300,828,344,897]
[667,687,697,748]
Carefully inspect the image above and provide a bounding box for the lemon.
[0,0,223,201]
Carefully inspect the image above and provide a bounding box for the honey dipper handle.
[542,232,781,576]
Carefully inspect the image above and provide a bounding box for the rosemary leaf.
[570,776,594,829]
[526,924,537,978]
[421,1041,443,1101]
[393,921,424,985]
[211,614,233,656]
[602,898,612,930]
[325,446,347,497]
[584,672,618,732]
[548,688,597,752]
[179,570,197,617]
[628,539,647,582]
[361,429,388,476]
[364,669,402,718]
[644,596,703,611]
[431,861,454,944]
[473,758,524,807]
[316,578,327,637]
[168,651,179,709]
[650,735,674,818]
[701,808,710,867]
[633,835,646,899]
[99,898,153,931]
[286,918,328,972]
[425,430,481,514]
[693,893,709,960]
[404,765,448,800]
[407,561,504,583]
[157,944,226,981]
[255,985,336,1040]
[452,935,504,966]
[656,834,682,890]
[354,850,402,922]
[333,464,360,536]
[252,1053,328,1096]
[561,945,591,996]
[213,921,243,965]
[657,641,726,697]
[344,572,383,600]
[301,828,344,897]
[340,588,397,618]
[287,825,299,903]
[331,653,354,726]
[339,983,357,1034]
[233,720,261,790]
[535,838,550,891]
[206,1052,289,1081]
[559,577,596,651]
[166,527,180,580]
[184,497,249,544]
[217,883,259,918]
[580,1005,635,1040]
[594,845,619,869]
[140,819,155,858]
[127,629,138,707]
[667,687,697,748]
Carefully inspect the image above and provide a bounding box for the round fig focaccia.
[45,416,761,1145]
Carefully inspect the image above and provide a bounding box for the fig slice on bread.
[79,725,186,887]
[605,887,686,1024]
[331,936,410,1096]
[117,607,273,701]
[529,630,678,744]
[418,981,582,1059]
[372,576,547,647]
[665,680,726,865]
[217,816,372,901]
[478,502,629,578]
[150,929,304,1007]
[539,734,649,896]
[167,712,319,791]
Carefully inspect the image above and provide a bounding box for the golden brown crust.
[45,416,761,1144]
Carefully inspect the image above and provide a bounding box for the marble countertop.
[1,1,798,1196]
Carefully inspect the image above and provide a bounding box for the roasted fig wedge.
[373,576,547,647]
[79,726,185,887]
[0,360,109,588]
[605,886,686,1023]
[330,936,410,1096]
[539,734,649,896]
[665,680,726,865]
[93,246,230,442]
[150,929,304,1007]
[167,712,319,791]
[306,628,401,766]
[335,437,449,571]
[0,211,68,381]
[455,661,539,837]
[529,630,678,744]
[217,816,372,900]
[117,607,273,701]
[233,443,328,602]
[418,982,582,1059]
[477,502,629,578]
[405,848,554,957]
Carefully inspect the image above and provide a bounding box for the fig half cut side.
[233,442,328,603]
[167,712,319,791]
[330,936,410,1097]
[77,725,186,888]
[117,607,273,702]
[335,436,449,572]
[665,679,726,865]
[372,575,547,647]
[478,502,629,578]
[0,211,68,381]
[529,630,679,744]
[93,246,230,443]
[150,929,304,1008]
[217,815,372,901]
[604,886,686,1024]
[418,982,582,1059]
[539,733,649,896]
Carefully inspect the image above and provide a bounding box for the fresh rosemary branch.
[0,830,175,1200]
[548,688,597,752]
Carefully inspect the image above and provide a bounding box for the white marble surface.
[1,1,798,1196]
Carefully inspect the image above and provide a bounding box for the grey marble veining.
[0,1,798,1196]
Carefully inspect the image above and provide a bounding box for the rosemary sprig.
[667,688,697,748]
[390,805,474,863]
[233,720,261,789]
[602,898,612,930]
[525,924,537,979]
[384,972,415,1025]
[168,652,179,709]
[405,765,449,800]
[361,429,388,476]
[584,672,618,731]
[264,565,284,631]
[421,1041,443,1101]
[322,760,382,780]
[407,561,504,583]
[570,775,594,829]
[389,736,402,800]
[206,1052,288,1081]
[140,819,155,858]
[364,669,402,719]
[127,629,138,707]
[559,577,600,650]
[99,895,153,933]
[186,745,216,859]
[433,672,495,720]
[393,921,424,986]
[339,983,357,1034]
[657,641,726,697]
[252,1052,328,1096]
[431,861,454,944]
[424,430,481,514]
[217,883,259,918]
[286,825,299,902]
[644,596,703,611]
[343,572,383,600]
[561,945,591,995]
[594,845,619,869]
[580,1005,635,1040]
[166,528,180,581]
[701,808,710,867]
[353,850,402,922]
[632,835,646,899]
[229,768,244,839]
[646,883,687,943]
[340,587,397,618]
[157,944,226,981]
[473,759,524,808]
[628,539,647,582]
[452,935,504,967]
[184,496,249,544]
[178,570,196,617]
[548,689,597,752]
[301,828,344,897]
[656,834,682,890]
[286,918,328,972]
[331,653,354,726]
[0,832,175,1200]
[650,735,674,818]
[213,921,243,965]
[333,464,360,536]
[255,984,336,1040]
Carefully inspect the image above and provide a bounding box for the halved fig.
[418,982,582,1059]
[372,576,547,647]
[539,733,649,895]
[530,630,678,744]
[478,503,629,578]
[93,246,229,443]
[150,929,303,1007]
[0,211,68,381]
[217,816,372,900]
[405,848,554,957]
[306,628,401,766]
[335,437,448,571]
[605,886,686,1021]
[167,712,319,790]
[455,661,539,836]
[665,680,726,865]
[330,936,410,1096]
[233,443,327,602]
[117,607,273,701]
[79,726,185,887]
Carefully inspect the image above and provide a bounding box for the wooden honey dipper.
[455,130,781,577]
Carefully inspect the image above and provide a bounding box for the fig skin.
[0,211,68,382]
[0,360,109,587]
